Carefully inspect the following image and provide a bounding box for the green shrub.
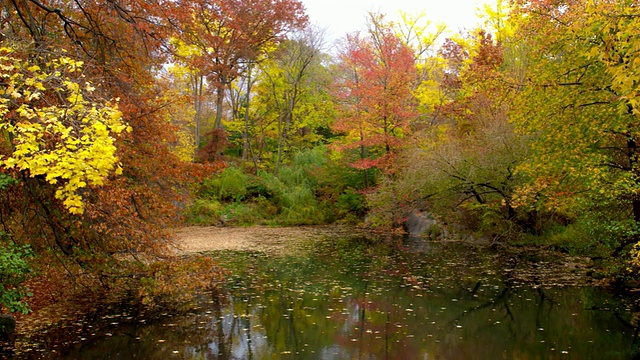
[583,217,640,255]
[184,199,223,225]
[335,188,367,224]
[543,222,599,256]
[218,202,262,226]
[0,234,33,314]
[254,148,334,225]
[199,167,248,202]
[188,146,370,226]
[257,172,321,225]
[280,186,325,225]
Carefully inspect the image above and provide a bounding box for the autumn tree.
[332,14,418,182]
[166,38,212,150]
[393,12,446,119]
[167,0,308,151]
[227,64,259,164]
[508,0,640,251]
[0,0,222,306]
[247,27,333,171]
[367,30,527,235]
[158,60,200,161]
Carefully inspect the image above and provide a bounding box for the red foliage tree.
[333,16,418,176]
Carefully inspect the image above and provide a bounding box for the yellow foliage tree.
[508,0,640,257]
[0,47,129,214]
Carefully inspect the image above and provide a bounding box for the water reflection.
[36,237,640,359]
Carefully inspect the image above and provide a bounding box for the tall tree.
[367,30,527,233]
[0,0,220,290]
[508,0,640,249]
[167,0,308,136]
[332,14,418,179]
[255,27,330,171]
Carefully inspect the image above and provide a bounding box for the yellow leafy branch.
[0,46,130,214]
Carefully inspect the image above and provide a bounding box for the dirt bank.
[173,225,359,255]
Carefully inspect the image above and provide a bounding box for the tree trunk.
[193,74,204,150]
[612,136,640,256]
[628,136,640,223]
[242,64,259,175]
[214,85,225,130]
[275,111,290,173]
[360,130,369,188]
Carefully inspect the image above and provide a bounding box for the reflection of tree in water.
[447,257,558,333]
[39,236,640,359]
[273,282,300,354]
[586,296,640,356]
[211,287,229,359]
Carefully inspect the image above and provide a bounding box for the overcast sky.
[300,0,489,47]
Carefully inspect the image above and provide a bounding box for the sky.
[301,0,490,47]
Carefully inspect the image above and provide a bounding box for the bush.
[258,171,324,225]
[543,222,600,256]
[184,199,224,225]
[0,234,33,314]
[199,167,248,202]
[335,188,367,224]
[218,202,262,226]
[188,146,371,226]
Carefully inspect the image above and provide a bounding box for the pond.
[17,234,640,359]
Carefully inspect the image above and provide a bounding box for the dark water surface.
[24,236,640,359]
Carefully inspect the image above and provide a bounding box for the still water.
[36,236,640,359]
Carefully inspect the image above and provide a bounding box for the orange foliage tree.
[0,0,224,306]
